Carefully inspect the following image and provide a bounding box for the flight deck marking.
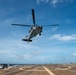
[27,68,46,71]
[19,67,46,71]
[55,66,71,70]
[42,66,55,75]
[19,66,32,70]
[2,67,12,70]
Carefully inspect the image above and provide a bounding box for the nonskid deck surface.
[0,64,76,75]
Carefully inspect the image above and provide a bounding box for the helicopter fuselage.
[22,25,42,42]
[29,25,42,38]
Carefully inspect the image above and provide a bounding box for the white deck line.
[55,66,71,70]
[19,67,46,71]
[27,70,46,71]
[42,66,55,75]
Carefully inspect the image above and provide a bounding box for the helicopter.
[12,9,59,42]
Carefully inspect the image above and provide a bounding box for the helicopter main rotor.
[11,9,59,27]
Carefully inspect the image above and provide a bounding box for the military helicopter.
[12,9,59,42]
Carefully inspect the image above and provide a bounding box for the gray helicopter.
[12,9,59,42]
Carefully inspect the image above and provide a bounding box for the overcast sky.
[0,0,76,64]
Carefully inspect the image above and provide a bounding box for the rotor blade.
[11,24,31,27]
[43,24,59,26]
[31,9,36,25]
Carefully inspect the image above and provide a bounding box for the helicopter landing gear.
[39,34,41,36]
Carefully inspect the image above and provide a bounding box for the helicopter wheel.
[39,34,41,36]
